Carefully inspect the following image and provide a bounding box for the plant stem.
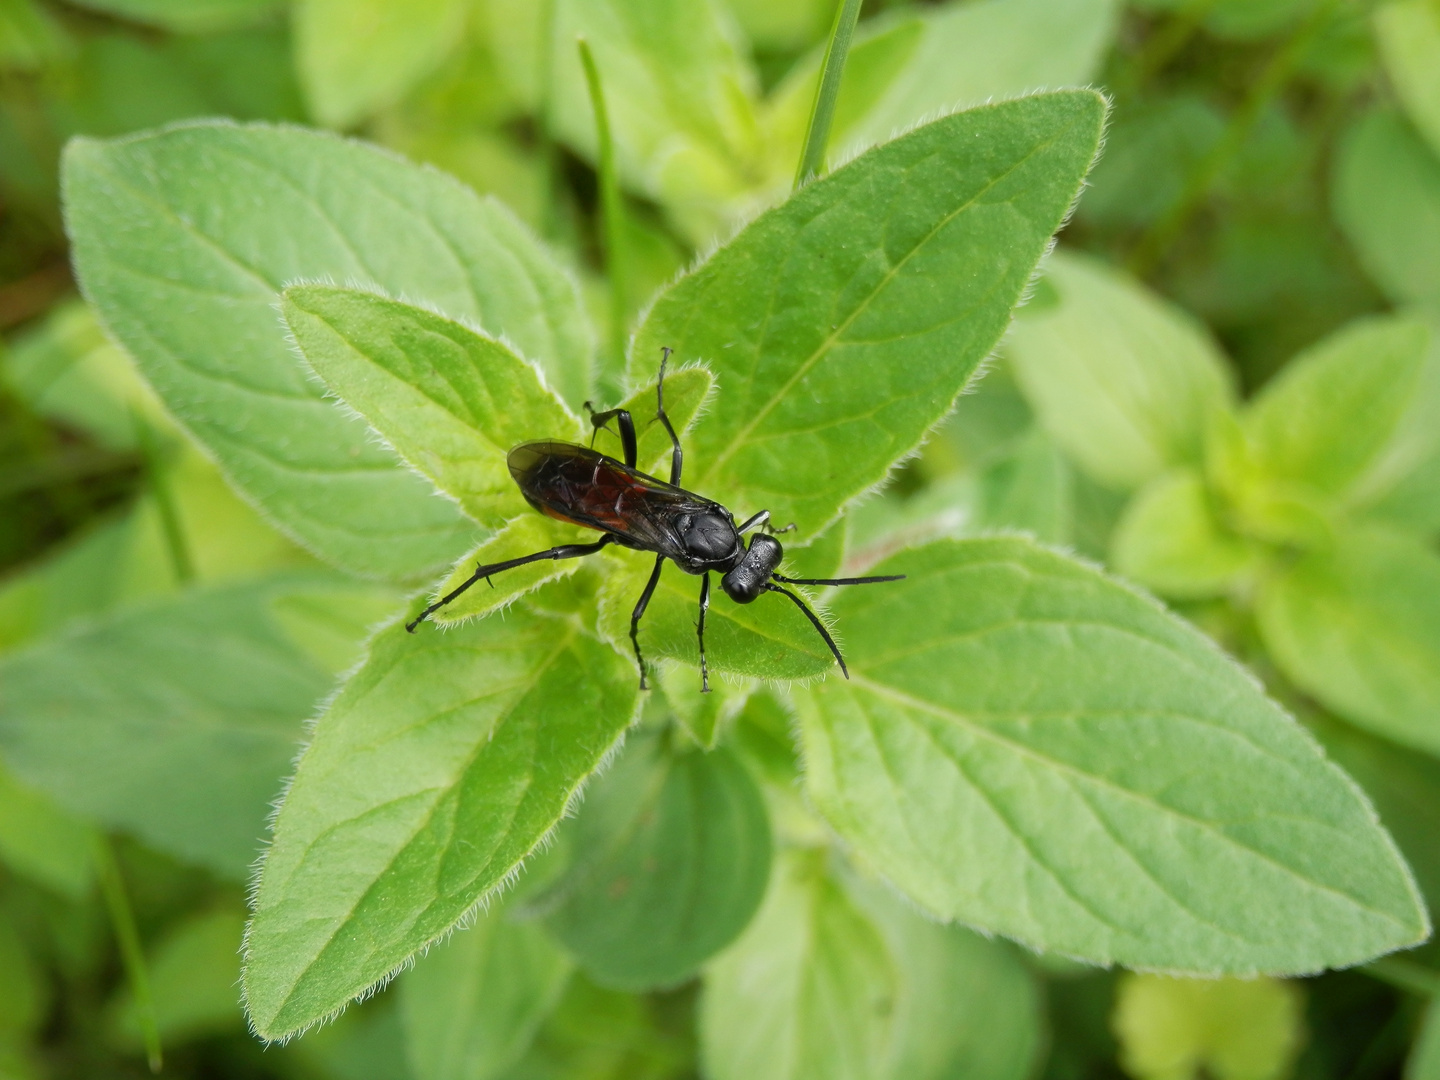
[534,0,558,239]
[1124,0,1220,91]
[133,411,193,585]
[93,836,163,1073]
[794,0,865,190]
[1126,0,1337,277]
[578,37,628,373]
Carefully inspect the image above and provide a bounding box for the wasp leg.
[696,571,711,693]
[736,509,769,535]
[406,536,613,632]
[629,554,665,689]
[654,347,682,484]
[584,402,638,468]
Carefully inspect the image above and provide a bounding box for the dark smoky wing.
[572,467,700,556]
[508,440,703,558]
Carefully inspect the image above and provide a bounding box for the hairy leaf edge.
[795,533,1433,974]
[629,89,1112,548]
[277,280,584,552]
[62,119,593,584]
[238,606,644,1043]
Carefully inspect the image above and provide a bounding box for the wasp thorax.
[720,534,783,603]
[678,510,741,569]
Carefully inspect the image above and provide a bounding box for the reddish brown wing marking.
[507,441,713,559]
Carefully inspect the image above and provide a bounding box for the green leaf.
[700,850,899,1080]
[109,907,246,1047]
[0,573,379,880]
[1,301,315,630]
[243,605,639,1041]
[3,298,166,450]
[534,731,771,990]
[547,0,762,240]
[498,970,691,1079]
[1412,997,1440,1080]
[835,0,1119,159]
[1309,713,1440,930]
[63,122,592,582]
[269,580,405,676]
[660,663,755,749]
[973,427,1075,544]
[1257,526,1440,758]
[796,536,1429,972]
[1332,109,1440,314]
[729,0,832,52]
[295,0,470,129]
[0,512,153,652]
[0,764,94,899]
[1078,94,1225,231]
[594,546,836,681]
[51,27,304,136]
[1374,0,1440,159]
[935,357,1035,470]
[65,0,281,33]
[399,904,573,1080]
[1006,250,1235,491]
[282,285,578,528]
[0,914,46,1039]
[285,996,410,1080]
[1112,974,1304,1080]
[848,874,1043,1080]
[1112,469,1257,600]
[1335,319,1440,539]
[1243,316,1434,511]
[1201,0,1316,40]
[633,91,1106,539]
[0,0,67,72]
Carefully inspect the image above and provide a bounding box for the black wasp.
[407,349,903,691]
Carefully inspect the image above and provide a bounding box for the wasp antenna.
[771,573,906,587]
[764,582,849,679]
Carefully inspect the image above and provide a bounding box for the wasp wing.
[507,441,717,559]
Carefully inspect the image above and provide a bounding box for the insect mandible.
[407,349,904,692]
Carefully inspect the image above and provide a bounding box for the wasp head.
[720,533,783,603]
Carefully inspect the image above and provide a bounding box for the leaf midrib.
[257,623,581,1029]
[696,110,1086,492]
[90,159,278,295]
[297,303,513,458]
[843,672,1416,931]
[651,569,834,667]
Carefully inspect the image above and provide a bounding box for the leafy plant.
[4,2,1440,1079]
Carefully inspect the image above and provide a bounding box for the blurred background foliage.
[1,0,1439,1078]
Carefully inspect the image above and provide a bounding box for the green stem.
[93,836,163,1073]
[794,0,865,190]
[534,0,558,239]
[578,37,628,372]
[1365,956,1440,998]
[1124,0,1220,91]
[1126,0,1336,277]
[132,412,193,585]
